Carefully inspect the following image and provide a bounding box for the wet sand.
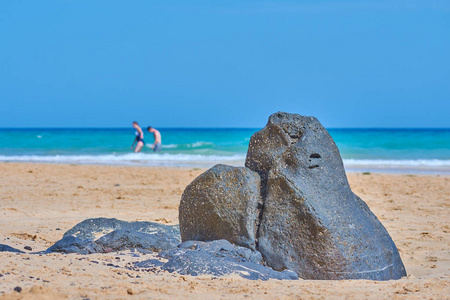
[0,162,449,299]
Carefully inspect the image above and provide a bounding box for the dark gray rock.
[46,236,102,254]
[63,217,180,242]
[246,112,406,280]
[0,244,25,253]
[47,218,181,254]
[179,164,261,250]
[137,240,298,280]
[135,258,164,268]
[165,239,263,264]
[95,229,178,253]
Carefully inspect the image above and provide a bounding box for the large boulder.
[246,112,406,280]
[179,164,261,250]
[179,112,406,280]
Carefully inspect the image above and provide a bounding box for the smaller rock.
[95,229,178,253]
[106,263,118,267]
[14,286,22,293]
[0,244,25,253]
[46,236,101,254]
[138,240,298,281]
[47,218,181,254]
[135,259,164,268]
[63,218,180,244]
[24,246,32,251]
[179,164,261,250]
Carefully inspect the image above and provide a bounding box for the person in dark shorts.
[131,121,144,153]
[147,126,162,152]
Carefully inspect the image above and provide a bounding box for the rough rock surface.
[179,164,261,249]
[0,244,24,253]
[46,217,296,280]
[47,218,181,254]
[245,112,407,280]
[10,216,297,281]
[136,240,298,280]
[46,235,101,254]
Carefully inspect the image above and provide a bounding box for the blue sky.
[1,0,449,128]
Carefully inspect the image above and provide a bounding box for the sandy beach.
[0,162,449,299]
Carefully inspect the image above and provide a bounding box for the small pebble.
[55,228,61,231]
[114,184,120,186]
[14,286,22,293]
[24,246,32,251]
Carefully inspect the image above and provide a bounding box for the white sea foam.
[0,155,449,173]
[343,159,450,174]
[343,159,450,167]
[189,141,214,148]
[145,142,214,149]
[160,144,178,149]
[0,153,246,167]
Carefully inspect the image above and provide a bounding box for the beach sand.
[0,162,449,299]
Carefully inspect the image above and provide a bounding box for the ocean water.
[0,128,449,174]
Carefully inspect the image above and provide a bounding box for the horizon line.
[0,126,449,130]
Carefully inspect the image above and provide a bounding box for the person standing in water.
[131,121,145,153]
[147,126,162,152]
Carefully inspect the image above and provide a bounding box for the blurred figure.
[147,126,162,152]
[131,121,144,153]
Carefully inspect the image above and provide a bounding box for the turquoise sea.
[0,128,449,174]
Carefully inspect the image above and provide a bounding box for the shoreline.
[1,160,449,175]
[1,162,449,299]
